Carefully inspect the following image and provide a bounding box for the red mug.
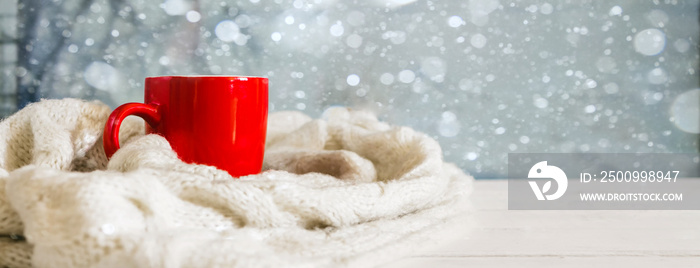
[103,76,269,177]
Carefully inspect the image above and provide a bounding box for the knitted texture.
[0,98,473,267]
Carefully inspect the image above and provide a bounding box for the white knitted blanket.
[0,99,473,267]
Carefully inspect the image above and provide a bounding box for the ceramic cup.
[103,76,269,177]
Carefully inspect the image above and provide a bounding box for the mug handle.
[103,103,161,159]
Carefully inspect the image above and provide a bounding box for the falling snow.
[162,0,190,16]
[3,0,697,178]
[533,97,549,109]
[420,57,447,83]
[633,28,666,56]
[186,11,201,23]
[448,16,465,28]
[584,105,597,114]
[271,32,282,42]
[329,22,344,37]
[380,73,395,85]
[671,89,700,134]
[438,111,461,137]
[84,62,120,92]
[346,74,360,86]
[609,6,623,16]
[647,68,668,85]
[540,3,553,15]
[468,0,500,26]
[470,34,487,49]
[346,34,363,48]
[215,20,248,45]
[398,70,416,84]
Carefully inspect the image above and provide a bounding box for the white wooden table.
[381,180,700,267]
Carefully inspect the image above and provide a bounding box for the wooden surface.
[380,180,700,267]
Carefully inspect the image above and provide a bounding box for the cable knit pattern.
[0,98,473,267]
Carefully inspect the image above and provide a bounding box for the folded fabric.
[0,99,473,267]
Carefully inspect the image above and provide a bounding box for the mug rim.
[147,75,267,79]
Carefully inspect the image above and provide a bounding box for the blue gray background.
[0,0,698,178]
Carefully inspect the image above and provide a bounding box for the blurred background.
[0,0,698,178]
